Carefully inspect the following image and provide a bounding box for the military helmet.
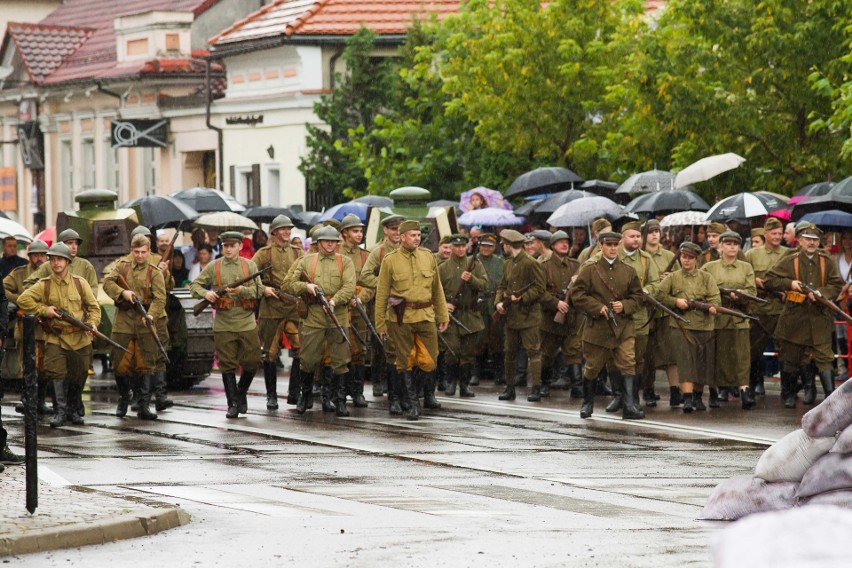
[27,239,49,255]
[57,228,82,244]
[339,214,364,231]
[550,230,571,245]
[314,226,340,242]
[47,242,73,261]
[130,225,152,238]
[270,215,294,233]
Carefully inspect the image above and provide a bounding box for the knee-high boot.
[321,367,336,412]
[436,351,448,391]
[445,364,459,396]
[596,367,612,396]
[50,379,68,428]
[780,371,798,408]
[296,371,314,415]
[580,379,595,419]
[606,370,624,413]
[153,372,173,411]
[459,364,476,398]
[819,370,835,400]
[287,357,301,406]
[622,375,645,420]
[349,365,368,407]
[66,380,84,425]
[222,373,239,418]
[801,365,817,405]
[403,371,421,421]
[388,366,403,415]
[263,361,279,410]
[539,367,551,398]
[423,371,441,410]
[237,369,256,414]
[137,374,158,420]
[569,364,584,398]
[335,373,350,417]
[115,375,131,417]
[37,380,51,415]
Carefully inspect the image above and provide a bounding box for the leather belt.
[406,301,433,310]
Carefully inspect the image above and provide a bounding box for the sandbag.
[799,489,852,509]
[754,429,835,483]
[801,378,852,438]
[699,475,797,521]
[829,423,852,454]
[712,505,852,568]
[797,452,852,499]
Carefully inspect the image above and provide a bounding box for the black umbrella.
[354,195,394,207]
[122,195,199,229]
[706,192,787,222]
[294,211,322,229]
[625,190,710,214]
[615,169,677,194]
[533,189,596,214]
[505,167,584,198]
[243,205,298,223]
[791,176,852,219]
[169,187,246,213]
[514,199,544,216]
[795,181,835,197]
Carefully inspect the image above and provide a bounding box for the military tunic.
[539,252,581,368]
[4,263,45,375]
[764,250,843,372]
[698,247,747,268]
[643,246,678,373]
[24,256,98,291]
[746,243,789,365]
[340,242,372,365]
[438,254,487,366]
[361,238,401,369]
[477,253,505,364]
[253,241,303,361]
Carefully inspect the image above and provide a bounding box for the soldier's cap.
[720,230,742,244]
[399,219,420,234]
[526,230,551,242]
[764,217,783,231]
[643,219,661,232]
[339,214,364,231]
[439,235,453,245]
[27,239,49,255]
[707,222,727,235]
[679,241,703,256]
[750,227,765,237]
[598,231,622,244]
[323,219,342,230]
[220,231,244,243]
[479,233,498,246]
[314,226,340,242]
[57,228,82,244]
[592,218,611,234]
[795,222,822,239]
[499,229,525,244]
[621,220,643,233]
[381,214,405,228]
[449,233,469,245]
[47,242,72,261]
[550,230,571,245]
[308,224,323,238]
[269,214,294,232]
[130,225,152,238]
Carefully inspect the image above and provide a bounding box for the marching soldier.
[577,218,611,264]
[285,226,356,416]
[338,213,372,407]
[102,234,167,420]
[434,234,453,391]
[494,229,546,402]
[538,231,582,398]
[17,243,101,428]
[702,231,758,409]
[438,233,487,397]
[253,214,303,410]
[476,234,505,384]
[657,242,721,413]
[764,222,842,407]
[435,235,453,266]
[374,220,449,420]
[190,231,264,418]
[698,222,747,268]
[570,231,644,420]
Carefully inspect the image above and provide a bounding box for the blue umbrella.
[319,202,369,222]
[799,210,852,231]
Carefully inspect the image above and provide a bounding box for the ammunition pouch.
[215,297,235,311]
[785,291,806,304]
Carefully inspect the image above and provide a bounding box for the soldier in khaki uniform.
[438,234,486,397]
[24,229,98,290]
[698,222,747,268]
[475,234,505,384]
[657,242,721,413]
[434,234,454,391]
[746,217,789,395]
[5,240,49,414]
[338,214,372,407]
[494,229,546,402]
[435,235,453,266]
[764,222,842,407]
[253,214,303,410]
[103,234,167,420]
[361,214,403,405]
[17,243,101,428]
[284,226,356,416]
[375,220,449,421]
[538,231,582,398]
[190,231,264,418]
[571,231,645,419]
[576,218,611,264]
[702,231,758,409]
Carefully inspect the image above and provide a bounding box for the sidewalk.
[0,465,190,557]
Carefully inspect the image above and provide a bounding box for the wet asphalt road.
[2,370,806,568]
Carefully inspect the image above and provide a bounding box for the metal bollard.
[22,315,38,514]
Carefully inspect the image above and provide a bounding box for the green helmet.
[130,225,152,238]
[339,214,364,232]
[270,215,294,233]
[314,226,340,242]
[47,242,73,261]
[57,228,82,244]
[27,240,49,255]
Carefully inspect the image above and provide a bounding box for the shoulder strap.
[215,258,223,288]
[820,255,826,287]
[337,253,343,277]
[144,266,154,303]
[310,253,319,281]
[121,261,132,281]
[639,254,648,287]
[73,276,83,296]
[794,255,799,281]
[43,278,51,305]
[241,258,249,278]
[592,261,622,300]
[267,247,272,267]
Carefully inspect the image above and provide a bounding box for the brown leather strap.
[406,301,433,310]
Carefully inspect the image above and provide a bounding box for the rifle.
[354,297,384,348]
[719,287,769,305]
[262,282,300,305]
[116,275,169,364]
[450,244,479,306]
[300,271,350,345]
[663,253,680,274]
[448,312,473,334]
[553,280,576,324]
[686,300,758,321]
[801,284,852,325]
[642,291,690,324]
[438,331,457,358]
[159,221,183,265]
[192,266,270,316]
[491,280,536,322]
[54,309,130,354]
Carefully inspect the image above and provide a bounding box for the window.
[60,140,74,210]
[265,166,280,206]
[142,147,157,195]
[104,139,119,191]
[232,164,260,206]
[81,139,95,189]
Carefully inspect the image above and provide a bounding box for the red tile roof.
[7,23,95,85]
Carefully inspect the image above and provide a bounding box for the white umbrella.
[457,207,524,226]
[674,153,746,189]
[193,211,259,231]
[660,211,709,228]
[546,196,625,227]
[0,217,33,243]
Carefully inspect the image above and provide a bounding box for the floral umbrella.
[460,187,513,212]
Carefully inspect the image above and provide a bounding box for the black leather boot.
[469,360,481,386]
[669,385,683,407]
[423,372,441,410]
[595,368,612,396]
[115,375,131,418]
[539,368,551,398]
[372,357,386,397]
[37,381,52,415]
[622,375,645,420]
[296,372,314,415]
[819,370,835,400]
[436,351,447,391]
[137,374,158,420]
[580,379,595,419]
[50,379,68,428]
[403,371,421,421]
[569,364,584,398]
[515,350,528,388]
[459,364,476,398]
[153,372,174,411]
[527,384,542,402]
[335,373,350,417]
[494,357,506,385]
[682,392,694,414]
[130,375,141,412]
[801,366,817,405]
[718,387,731,402]
[643,387,658,408]
[445,364,458,396]
[693,390,706,411]
[606,371,624,413]
[780,371,797,408]
[350,365,368,407]
[67,381,84,425]
[550,361,569,389]
[264,361,279,410]
[498,382,516,401]
[709,388,721,409]
[287,357,301,405]
[741,386,756,410]
[223,373,239,418]
[388,367,403,415]
[237,370,256,414]
[321,367,336,412]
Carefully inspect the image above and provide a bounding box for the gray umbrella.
[170,187,246,213]
[354,195,394,207]
[514,199,544,216]
[625,190,710,214]
[546,196,626,228]
[533,189,596,214]
[616,169,677,194]
[505,167,584,198]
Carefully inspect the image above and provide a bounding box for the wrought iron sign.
[110,119,168,148]
[17,121,44,170]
